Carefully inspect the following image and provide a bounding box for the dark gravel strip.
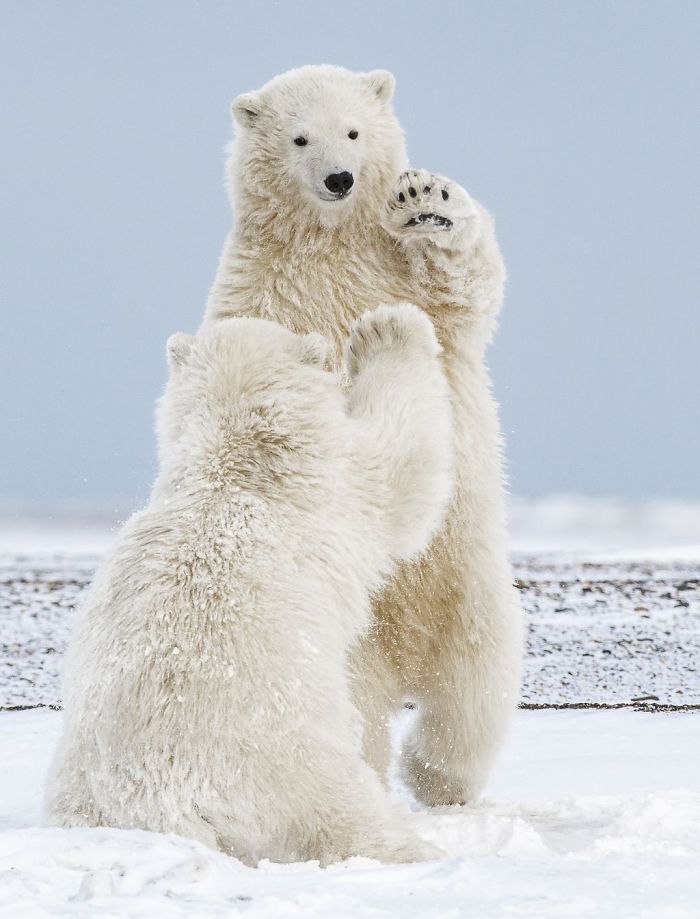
[2,553,700,708]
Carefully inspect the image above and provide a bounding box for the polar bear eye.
[294,136,308,147]
[348,130,359,140]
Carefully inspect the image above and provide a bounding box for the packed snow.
[1,708,699,917]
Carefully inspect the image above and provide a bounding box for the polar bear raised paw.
[382,170,481,249]
[346,303,441,378]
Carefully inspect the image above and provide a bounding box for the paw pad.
[386,171,469,238]
[404,213,453,229]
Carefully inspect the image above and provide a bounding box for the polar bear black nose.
[324,171,354,195]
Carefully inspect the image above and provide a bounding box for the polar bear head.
[157,318,338,481]
[228,65,407,229]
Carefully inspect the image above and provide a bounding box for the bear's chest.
[260,239,430,350]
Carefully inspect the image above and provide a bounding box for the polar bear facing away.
[206,65,523,804]
[46,305,453,865]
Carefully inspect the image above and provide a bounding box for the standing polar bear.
[46,306,453,865]
[205,65,523,804]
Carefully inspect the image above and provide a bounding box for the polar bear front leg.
[381,170,505,326]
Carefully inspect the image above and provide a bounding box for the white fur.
[45,307,453,865]
[205,65,524,805]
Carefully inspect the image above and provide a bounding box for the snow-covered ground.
[0,500,698,916]
[509,495,700,560]
[2,496,699,558]
[1,707,699,917]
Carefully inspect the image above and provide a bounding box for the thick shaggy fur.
[205,65,523,804]
[46,306,453,865]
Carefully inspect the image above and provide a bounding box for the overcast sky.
[1,0,698,513]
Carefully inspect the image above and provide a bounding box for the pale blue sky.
[1,0,698,511]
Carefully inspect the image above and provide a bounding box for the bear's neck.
[234,190,384,255]
[154,411,343,509]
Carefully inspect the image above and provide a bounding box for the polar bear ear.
[231,92,264,128]
[363,70,395,103]
[297,332,331,368]
[166,332,193,370]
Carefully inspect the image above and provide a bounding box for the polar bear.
[46,305,453,865]
[205,65,523,805]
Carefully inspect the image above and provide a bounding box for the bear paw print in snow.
[346,303,440,378]
[382,170,478,243]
